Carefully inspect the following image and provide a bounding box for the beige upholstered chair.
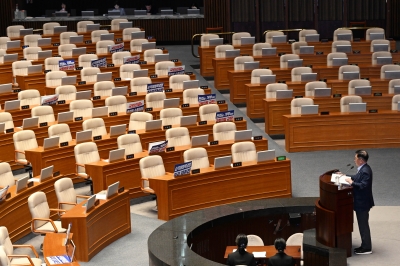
[291,98,314,114]
[252,43,272,56]
[169,74,190,90]
[55,85,77,101]
[370,39,390,52]
[45,57,64,71]
[305,81,328,97]
[183,88,205,104]
[0,49,6,64]
[91,30,109,43]
[251,69,273,84]
[287,233,304,264]
[23,47,42,60]
[60,32,78,45]
[78,54,98,68]
[332,40,351,53]
[392,95,400,110]
[111,19,128,31]
[366,27,385,41]
[0,163,16,188]
[0,112,14,131]
[93,81,115,97]
[129,112,153,131]
[31,106,55,123]
[291,67,312,81]
[340,95,362,112]
[348,79,370,95]
[48,124,72,143]
[69,99,93,118]
[165,127,190,147]
[80,67,100,82]
[112,51,131,65]
[122,28,141,41]
[145,92,166,109]
[339,65,360,80]
[130,39,148,52]
[0,37,10,51]
[27,191,67,234]
[43,22,60,35]
[200,34,219,47]
[327,52,347,66]
[6,25,24,38]
[13,130,38,165]
[131,77,152,93]
[234,56,254,71]
[155,61,175,76]
[82,118,107,137]
[96,40,115,54]
[23,35,42,47]
[265,31,284,43]
[213,122,236,141]
[215,45,234,58]
[144,49,163,63]
[117,134,143,155]
[106,95,127,113]
[380,64,400,79]
[231,141,257,163]
[388,79,400,94]
[291,41,308,54]
[54,178,89,211]
[12,61,32,81]
[372,51,392,65]
[139,155,165,193]
[199,104,220,121]
[120,64,141,80]
[266,83,288,98]
[232,32,251,46]
[74,142,100,178]
[247,234,265,246]
[0,226,42,266]
[333,29,353,41]
[45,70,67,87]
[77,21,94,33]
[18,89,41,106]
[58,44,76,57]
[0,246,9,266]
[299,29,318,42]
[160,108,183,126]
[280,54,300,68]
[183,148,210,169]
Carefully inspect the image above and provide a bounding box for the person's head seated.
[114,2,120,9]
[235,234,248,254]
[274,238,286,253]
[355,149,369,163]
[61,3,66,9]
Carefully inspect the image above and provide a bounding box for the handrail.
[191,32,235,58]
[262,29,305,42]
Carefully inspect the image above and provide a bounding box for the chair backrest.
[139,155,165,179]
[372,51,392,65]
[183,88,205,104]
[111,18,128,31]
[27,191,50,229]
[251,68,273,84]
[54,178,77,211]
[117,134,143,155]
[78,54,98,68]
[305,81,327,96]
[131,77,152,93]
[18,89,41,106]
[199,104,220,121]
[96,40,115,54]
[46,70,67,87]
[327,52,347,66]
[366,27,385,41]
[31,106,55,123]
[184,147,210,169]
[60,32,78,45]
[12,60,32,77]
[112,51,132,65]
[155,61,175,76]
[291,98,314,114]
[94,80,115,97]
[91,30,109,43]
[266,83,288,98]
[0,37,11,50]
[144,49,163,63]
[0,226,14,257]
[74,142,100,175]
[129,112,153,131]
[130,38,148,52]
[380,64,400,79]
[169,74,191,90]
[69,99,94,118]
[77,21,94,33]
[122,27,141,41]
[332,40,351,53]
[23,46,42,60]
[81,67,101,82]
[55,85,77,101]
[0,49,5,64]
[348,79,370,95]
[145,92,166,108]
[280,54,299,68]
[0,163,15,188]
[43,22,60,35]
[7,25,24,38]
[120,64,141,79]
[82,118,107,137]
[213,122,236,141]
[291,41,308,54]
[333,29,353,41]
[265,31,283,43]
[388,79,400,94]
[247,234,265,246]
[231,141,257,163]
[48,123,72,143]
[0,112,14,130]
[291,66,312,81]
[340,95,362,112]
[160,108,183,126]
[45,57,64,71]
[286,233,304,259]
[24,34,42,47]
[370,39,390,52]
[106,95,127,113]
[392,95,400,110]
[58,44,76,57]
[232,32,251,46]
[234,56,254,71]
[215,44,234,58]
[0,246,11,266]
[299,29,318,42]
[166,127,190,147]
[252,43,272,56]
[200,34,219,47]
[338,65,360,80]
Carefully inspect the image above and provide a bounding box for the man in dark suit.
[268,238,294,266]
[226,234,256,266]
[345,149,374,255]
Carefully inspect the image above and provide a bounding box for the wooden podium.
[315,170,353,257]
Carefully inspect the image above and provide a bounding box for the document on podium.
[331,173,351,185]
[252,251,266,257]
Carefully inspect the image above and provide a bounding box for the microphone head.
[350,166,354,169]
[347,163,351,167]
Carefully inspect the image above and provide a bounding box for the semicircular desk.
[148,197,347,266]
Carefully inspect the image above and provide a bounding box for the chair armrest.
[7,255,35,265]
[14,150,25,162]
[12,244,39,258]
[76,195,90,199]
[75,163,86,176]
[57,202,76,212]
[31,218,59,233]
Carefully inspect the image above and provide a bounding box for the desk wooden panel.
[61,191,131,262]
[224,246,301,260]
[0,62,14,84]
[283,111,400,152]
[264,95,393,135]
[0,175,62,242]
[43,233,80,266]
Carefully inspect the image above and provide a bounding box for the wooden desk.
[148,159,291,220]
[61,190,131,262]
[224,245,301,260]
[0,175,62,242]
[85,138,267,197]
[43,233,80,266]
[283,110,400,152]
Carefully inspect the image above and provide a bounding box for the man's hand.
[345,178,353,184]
